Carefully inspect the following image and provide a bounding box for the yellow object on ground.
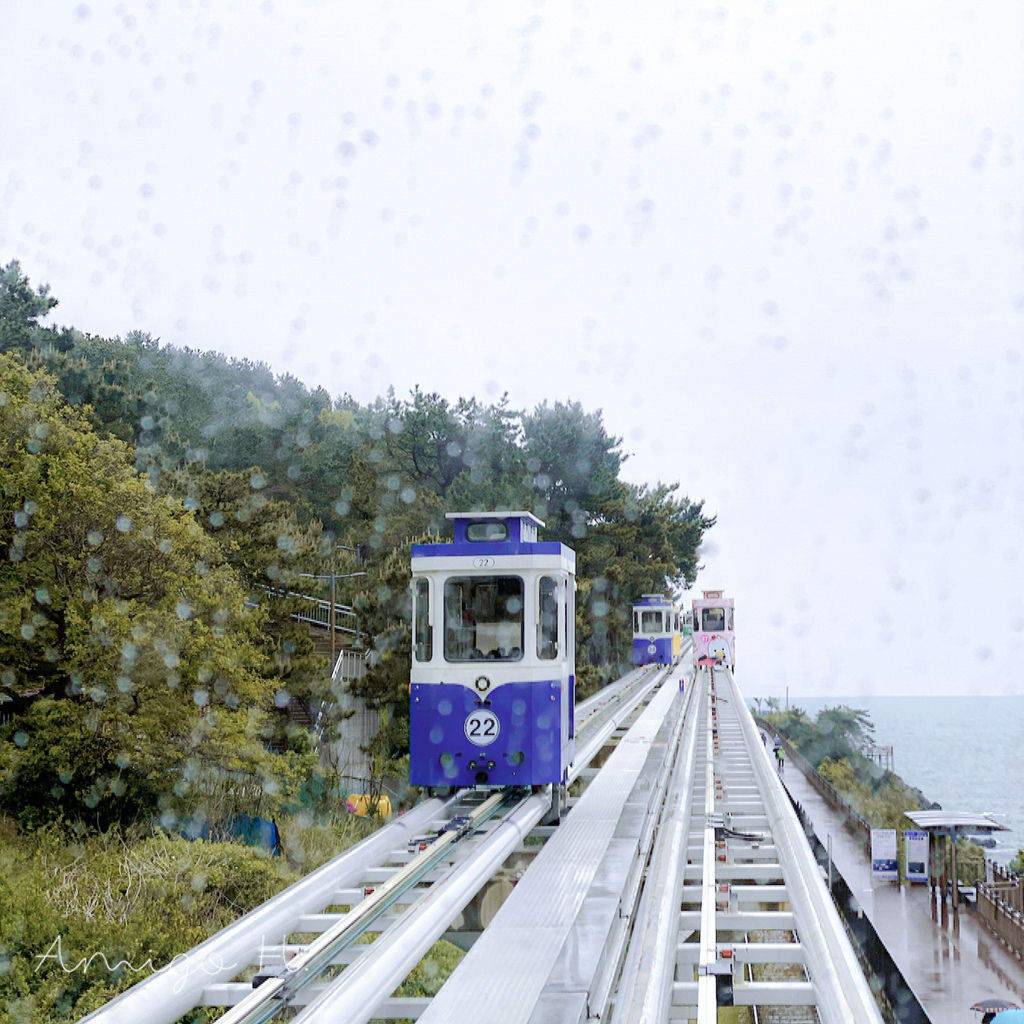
[345,794,392,818]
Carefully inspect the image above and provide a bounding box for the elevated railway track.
[83,655,884,1024]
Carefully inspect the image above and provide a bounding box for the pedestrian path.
[780,757,1024,1024]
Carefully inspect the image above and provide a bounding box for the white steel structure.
[82,655,883,1024]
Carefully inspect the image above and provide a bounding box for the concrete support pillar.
[929,833,938,924]
[940,835,949,929]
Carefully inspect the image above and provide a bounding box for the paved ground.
[778,755,1024,1024]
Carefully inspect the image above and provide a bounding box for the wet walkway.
[779,757,1024,1024]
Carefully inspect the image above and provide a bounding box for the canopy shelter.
[906,811,1010,835]
[905,812,1010,932]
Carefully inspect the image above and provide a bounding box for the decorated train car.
[692,589,735,670]
[409,511,575,791]
[632,594,682,666]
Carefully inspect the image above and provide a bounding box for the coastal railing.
[756,715,1024,961]
[753,716,873,855]
[986,861,1024,912]
[977,883,1024,960]
[979,862,1024,959]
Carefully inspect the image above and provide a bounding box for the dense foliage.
[2,259,715,816]
[0,811,383,1023]
[760,702,927,827]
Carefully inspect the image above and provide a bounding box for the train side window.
[702,606,725,632]
[538,576,559,660]
[413,578,432,662]
[641,609,662,633]
[565,588,571,662]
[727,607,734,630]
[633,610,640,633]
[444,576,524,661]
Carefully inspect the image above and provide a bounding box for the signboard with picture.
[904,829,929,883]
[871,828,899,882]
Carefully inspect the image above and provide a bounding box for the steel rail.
[610,668,701,1024]
[215,788,516,1024]
[697,678,719,1024]
[81,663,674,1024]
[568,662,672,784]
[722,668,883,1023]
[584,666,691,1021]
[287,665,676,1024]
[608,665,885,1024]
[292,790,551,1024]
[78,797,451,1024]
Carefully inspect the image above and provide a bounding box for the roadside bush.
[0,820,294,1023]
[276,811,380,872]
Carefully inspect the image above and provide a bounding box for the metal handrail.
[731,672,883,1023]
[260,586,362,637]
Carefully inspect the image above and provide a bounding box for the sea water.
[786,696,1024,865]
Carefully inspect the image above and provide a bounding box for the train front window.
[444,576,524,661]
[702,606,725,632]
[538,576,559,660]
[466,521,508,541]
[413,578,432,662]
[641,610,663,633]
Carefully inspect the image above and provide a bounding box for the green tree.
[521,399,624,541]
[0,260,60,355]
[0,356,298,829]
[158,464,334,753]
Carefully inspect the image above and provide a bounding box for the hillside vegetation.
[0,259,715,1019]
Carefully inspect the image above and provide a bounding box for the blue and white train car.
[632,594,681,665]
[409,511,576,790]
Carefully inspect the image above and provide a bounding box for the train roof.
[412,510,575,568]
[634,594,674,606]
[444,510,544,526]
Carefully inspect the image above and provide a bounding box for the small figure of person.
[777,746,785,774]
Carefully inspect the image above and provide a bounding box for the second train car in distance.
[409,511,576,791]
[691,589,735,670]
[632,594,681,665]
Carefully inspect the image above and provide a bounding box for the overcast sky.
[2,1,1022,698]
